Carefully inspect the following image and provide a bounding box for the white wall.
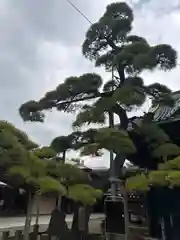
[31,196,56,215]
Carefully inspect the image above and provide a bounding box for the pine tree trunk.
[55,151,66,209]
[35,195,40,225]
[62,151,66,163]
[71,203,91,238]
[84,206,91,234]
[24,191,33,240]
[56,195,62,210]
[71,203,79,231]
[33,194,40,240]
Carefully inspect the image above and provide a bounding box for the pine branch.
[54,91,113,110]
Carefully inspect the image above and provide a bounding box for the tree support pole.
[120,181,130,240]
[109,111,116,197]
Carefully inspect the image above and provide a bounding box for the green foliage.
[0,120,37,150]
[0,121,66,200]
[152,44,177,70]
[153,143,180,161]
[126,174,148,191]
[126,170,168,191]
[68,184,102,205]
[148,170,180,188]
[114,43,176,75]
[131,122,180,165]
[38,176,66,195]
[19,100,45,122]
[72,104,106,128]
[51,135,72,154]
[0,121,68,197]
[80,127,136,155]
[83,2,176,74]
[0,121,39,170]
[8,153,46,189]
[8,153,67,196]
[103,80,118,91]
[136,123,170,146]
[33,147,56,159]
[46,160,103,205]
[112,85,146,108]
[93,98,115,113]
[126,159,180,191]
[19,2,177,124]
[160,156,180,170]
[124,76,144,87]
[167,171,180,187]
[148,171,168,187]
[147,83,172,97]
[80,143,102,156]
[96,127,136,154]
[0,120,103,209]
[18,2,178,185]
[46,160,88,185]
[19,73,103,122]
[83,2,133,61]
[0,130,28,167]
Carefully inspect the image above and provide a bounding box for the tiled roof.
[149,91,180,122]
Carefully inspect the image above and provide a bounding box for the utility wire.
[65,0,92,25]
[65,0,118,198]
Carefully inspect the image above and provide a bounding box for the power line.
[65,0,119,198]
[65,0,92,25]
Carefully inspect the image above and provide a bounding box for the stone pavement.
[0,214,104,234]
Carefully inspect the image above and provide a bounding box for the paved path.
[0,214,104,233]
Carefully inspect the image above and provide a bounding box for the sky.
[1,0,180,168]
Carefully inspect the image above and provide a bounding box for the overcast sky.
[1,0,180,167]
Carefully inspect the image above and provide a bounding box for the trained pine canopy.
[17,1,180,195]
[19,2,177,125]
[0,120,102,206]
[18,2,178,176]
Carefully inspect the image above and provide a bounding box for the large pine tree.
[19,1,177,178]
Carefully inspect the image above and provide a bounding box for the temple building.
[150,90,180,145]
